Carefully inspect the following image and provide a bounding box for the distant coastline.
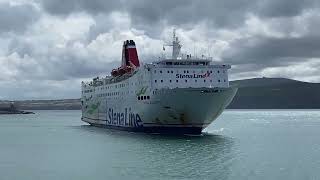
[1,78,319,110]
[0,103,35,114]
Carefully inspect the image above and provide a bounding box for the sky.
[0,0,320,100]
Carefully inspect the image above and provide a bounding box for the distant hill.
[228,78,320,109]
[1,78,319,110]
[0,99,81,110]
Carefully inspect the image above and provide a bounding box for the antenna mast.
[164,29,182,59]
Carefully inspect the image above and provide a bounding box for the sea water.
[0,110,319,180]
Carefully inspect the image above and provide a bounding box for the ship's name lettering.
[176,74,209,79]
[107,108,143,127]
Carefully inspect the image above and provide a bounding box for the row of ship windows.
[96,90,146,97]
[84,90,94,93]
[97,92,127,97]
[137,96,150,100]
[152,70,225,74]
[83,82,143,93]
[154,79,226,83]
[101,83,127,90]
[97,93,151,100]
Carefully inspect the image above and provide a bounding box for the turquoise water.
[0,110,319,180]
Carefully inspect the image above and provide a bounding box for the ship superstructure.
[81,31,237,134]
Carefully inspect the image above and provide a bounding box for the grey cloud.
[255,0,319,18]
[6,37,119,81]
[40,0,122,15]
[117,0,254,31]
[221,35,320,77]
[39,0,320,32]
[0,3,40,34]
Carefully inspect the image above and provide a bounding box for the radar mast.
[164,29,182,59]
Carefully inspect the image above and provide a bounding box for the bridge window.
[138,96,140,100]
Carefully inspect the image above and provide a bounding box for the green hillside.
[228,78,320,109]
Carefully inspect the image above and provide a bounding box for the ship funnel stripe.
[126,45,136,48]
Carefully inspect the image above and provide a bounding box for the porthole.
[176,80,179,83]
[185,80,187,83]
[170,80,172,83]
[161,80,163,83]
[218,71,220,73]
[218,80,221,82]
[160,70,162,73]
[155,80,157,83]
[204,80,206,82]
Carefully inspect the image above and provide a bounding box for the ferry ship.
[81,31,237,134]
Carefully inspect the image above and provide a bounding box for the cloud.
[255,0,319,18]
[40,0,122,15]
[0,2,40,34]
[260,58,320,82]
[223,36,320,66]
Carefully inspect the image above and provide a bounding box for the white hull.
[82,87,237,134]
[81,35,237,134]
